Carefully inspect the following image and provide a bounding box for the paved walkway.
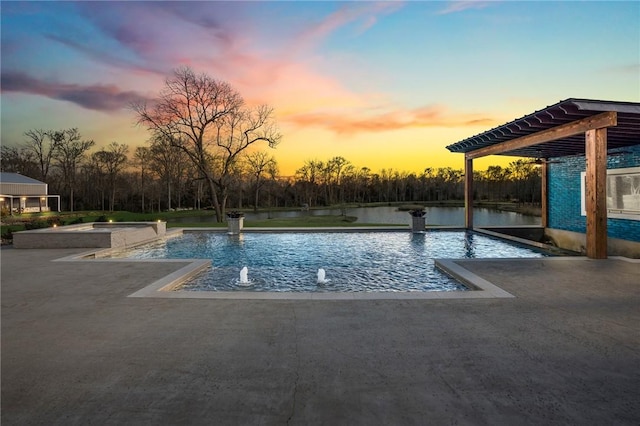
[1,247,639,425]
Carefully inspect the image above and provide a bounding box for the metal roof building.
[0,173,60,214]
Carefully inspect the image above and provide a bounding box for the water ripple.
[113,231,548,293]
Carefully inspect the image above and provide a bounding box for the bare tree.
[0,145,38,176]
[485,165,510,201]
[92,142,129,211]
[87,153,107,210]
[133,146,151,212]
[326,156,351,204]
[133,66,281,221]
[149,134,190,211]
[24,129,58,181]
[245,151,278,211]
[295,159,324,207]
[52,128,95,211]
[509,159,541,204]
[355,167,372,203]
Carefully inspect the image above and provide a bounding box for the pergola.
[446,98,640,259]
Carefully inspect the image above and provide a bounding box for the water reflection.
[227,233,245,246]
[464,233,475,258]
[172,206,540,226]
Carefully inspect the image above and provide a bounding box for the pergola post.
[541,162,548,228]
[585,127,608,259]
[465,157,473,229]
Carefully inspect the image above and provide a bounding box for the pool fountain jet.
[240,266,249,285]
[317,268,330,284]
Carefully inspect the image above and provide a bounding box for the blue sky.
[2,1,638,175]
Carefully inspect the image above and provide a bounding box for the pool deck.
[2,246,639,425]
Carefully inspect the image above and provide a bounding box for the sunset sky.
[2,1,638,176]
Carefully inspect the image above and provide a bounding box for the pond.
[172,206,540,226]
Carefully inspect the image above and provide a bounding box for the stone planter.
[409,209,426,233]
[411,216,426,233]
[227,216,244,235]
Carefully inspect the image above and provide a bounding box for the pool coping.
[123,256,521,300]
[122,256,640,301]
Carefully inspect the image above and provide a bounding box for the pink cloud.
[18,1,429,132]
[284,105,497,135]
[220,3,406,118]
[437,1,496,15]
[289,2,403,56]
[56,2,240,79]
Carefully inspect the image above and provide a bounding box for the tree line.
[1,67,541,218]
[1,135,541,215]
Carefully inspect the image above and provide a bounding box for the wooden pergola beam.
[585,128,608,258]
[465,158,473,228]
[540,162,548,228]
[465,111,617,160]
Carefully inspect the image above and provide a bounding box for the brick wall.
[548,144,640,242]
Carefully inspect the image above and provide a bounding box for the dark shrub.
[24,221,49,230]
[47,217,62,227]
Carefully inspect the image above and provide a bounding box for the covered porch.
[0,194,61,215]
[447,98,640,259]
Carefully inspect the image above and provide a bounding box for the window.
[581,167,640,220]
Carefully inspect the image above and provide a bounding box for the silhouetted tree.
[52,128,95,211]
[133,146,151,212]
[0,145,38,177]
[148,135,191,211]
[245,151,278,211]
[24,129,58,181]
[92,142,129,211]
[133,66,281,221]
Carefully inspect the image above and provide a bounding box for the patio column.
[541,162,548,228]
[585,127,608,259]
[465,157,473,229]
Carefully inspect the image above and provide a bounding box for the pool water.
[112,231,550,293]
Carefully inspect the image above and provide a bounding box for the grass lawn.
[1,201,537,240]
[0,210,400,241]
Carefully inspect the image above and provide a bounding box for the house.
[446,98,640,259]
[0,172,60,215]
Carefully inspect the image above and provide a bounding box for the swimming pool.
[112,231,550,293]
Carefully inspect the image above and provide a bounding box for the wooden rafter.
[465,111,617,159]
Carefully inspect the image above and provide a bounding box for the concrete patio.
[2,246,639,425]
